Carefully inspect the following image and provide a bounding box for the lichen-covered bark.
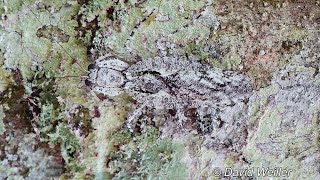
[0,0,319,179]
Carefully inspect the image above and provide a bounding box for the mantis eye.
[85,79,92,87]
[88,64,96,71]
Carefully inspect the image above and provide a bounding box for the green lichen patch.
[0,0,93,176]
[89,107,188,179]
[0,0,87,83]
[48,123,82,172]
[255,105,283,141]
[0,81,66,178]
[243,65,320,179]
[141,140,186,180]
[18,70,85,172]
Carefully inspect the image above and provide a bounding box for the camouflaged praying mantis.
[85,55,253,133]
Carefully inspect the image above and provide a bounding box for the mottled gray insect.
[86,55,253,141]
[86,55,129,96]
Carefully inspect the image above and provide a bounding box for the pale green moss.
[92,105,128,179]
[287,26,309,42]
[141,140,187,180]
[255,104,284,141]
